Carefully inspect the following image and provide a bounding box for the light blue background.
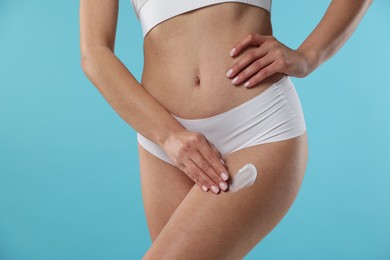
[0,0,389,259]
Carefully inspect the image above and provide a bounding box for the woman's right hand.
[161,129,230,194]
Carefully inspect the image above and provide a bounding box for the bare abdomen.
[140,2,284,119]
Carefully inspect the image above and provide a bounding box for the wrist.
[295,46,320,77]
[156,120,187,149]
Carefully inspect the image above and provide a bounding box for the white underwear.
[137,75,307,166]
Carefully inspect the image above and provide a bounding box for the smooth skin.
[80,0,230,194]
[140,133,308,259]
[80,0,373,258]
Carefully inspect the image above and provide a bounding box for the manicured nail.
[232,76,239,84]
[202,185,208,192]
[226,69,233,77]
[219,181,228,191]
[211,185,220,194]
[244,81,250,88]
[221,172,229,181]
[230,48,236,56]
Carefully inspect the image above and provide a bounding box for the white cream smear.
[228,163,258,192]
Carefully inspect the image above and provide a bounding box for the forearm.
[296,0,373,76]
[81,47,186,146]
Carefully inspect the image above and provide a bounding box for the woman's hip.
[137,75,307,165]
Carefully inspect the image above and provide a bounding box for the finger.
[206,139,222,158]
[191,150,226,189]
[226,48,268,79]
[185,158,220,193]
[231,53,274,86]
[204,138,223,162]
[245,60,284,88]
[179,161,199,184]
[197,140,230,182]
[206,141,229,172]
[230,33,268,57]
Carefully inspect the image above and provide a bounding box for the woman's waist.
[142,2,273,66]
[141,66,285,119]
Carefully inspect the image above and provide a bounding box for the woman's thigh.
[142,132,308,260]
[138,143,195,242]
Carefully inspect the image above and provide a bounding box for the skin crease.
[80,0,373,258]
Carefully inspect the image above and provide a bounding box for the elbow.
[80,46,112,75]
[80,45,99,75]
[81,51,92,75]
[81,50,99,77]
[80,43,96,73]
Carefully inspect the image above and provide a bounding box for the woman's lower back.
[141,2,284,119]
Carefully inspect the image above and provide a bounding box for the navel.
[195,75,201,86]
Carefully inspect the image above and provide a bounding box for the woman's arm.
[79,0,230,194]
[79,0,185,146]
[225,0,373,87]
[296,0,373,76]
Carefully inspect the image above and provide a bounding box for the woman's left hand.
[226,33,311,88]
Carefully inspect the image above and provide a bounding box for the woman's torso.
[140,2,284,119]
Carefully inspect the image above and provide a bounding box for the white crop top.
[130,0,272,38]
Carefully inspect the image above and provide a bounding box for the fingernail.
[211,185,220,194]
[202,185,208,192]
[220,159,226,165]
[226,68,233,77]
[219,181,228,191]
[230,48,236,56]
[232,76,239,84]
[244,81,250,88]
[221,172,229,181]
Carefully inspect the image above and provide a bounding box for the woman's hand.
[226,33,311,88]
[161,129,230,194]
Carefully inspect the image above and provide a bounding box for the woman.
[80,0,372,258]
